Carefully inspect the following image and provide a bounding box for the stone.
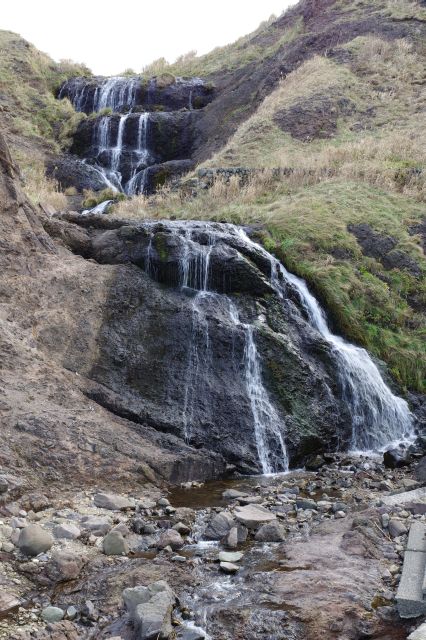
[0,477,9,494]
[17,524,53,557]
[383,448,411,469]
[304,454,326,471]
[41,606,65,623]
[66,606,78,620]
[123,585,151,617]
[415,457,426,483]
[173,522,190,535]
[81,515,111,536]
[382,488,426,507]
[47,550,85,582]
[234,504,276,529]
[157,529,184,550]
[381,513,390,528]
[408,623,426,639]
[0,590,20,616]
[218,551,243,562]
[389,520,408,538]
[172,555,186,562]
[93,492,133,510]
[103,531,129,555]
[124,581,176,639]
[222,489,248,500]
[157,497,170,507]
[254,521,286,542]
[221,525,248,548]
[53,523,81,540]
[81,600,98,620]
[220,561,239,574]
[204,511,235,540]
[296,498,317,511]
[335,511,346,519]
[10,517,27,529]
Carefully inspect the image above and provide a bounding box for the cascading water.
[237,229,414,452]
[58,75,213,197]
[133,221,413,471]
[90,112,151,195]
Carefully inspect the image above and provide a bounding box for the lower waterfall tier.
[47,216,414,473]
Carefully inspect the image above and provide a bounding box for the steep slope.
[0,131,225,493]
[0,30,89,205]
[114,0,426,393]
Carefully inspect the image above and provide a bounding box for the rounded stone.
[41,606,64,623]
[103,531,129,556]
[18,525,53,557]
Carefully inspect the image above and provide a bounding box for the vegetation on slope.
[112,17,426,393]
[0,30,90,205]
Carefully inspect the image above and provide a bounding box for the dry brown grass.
[22,163,67,211]
[386,0,426,20]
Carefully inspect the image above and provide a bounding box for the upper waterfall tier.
[58,75,215,114]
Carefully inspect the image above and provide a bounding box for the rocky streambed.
[1,453,426,640]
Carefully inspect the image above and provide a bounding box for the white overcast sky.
[2,0,297,75]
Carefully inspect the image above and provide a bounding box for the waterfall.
[226,298,289,474]
[90,112,153,195]
[111,113,129,174]
[140,222,288,471]
[97,77,139,112]
[238,229,414,452]
[126,113,150,195]
[123,220,413,471]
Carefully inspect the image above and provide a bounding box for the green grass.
[0,30,89,156]
[117,177,425,392]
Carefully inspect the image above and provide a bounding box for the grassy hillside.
[112,2,426,393]
[0,30,90,205]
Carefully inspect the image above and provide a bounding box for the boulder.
[81,515,111,536]
[389,520,408,538]
[17,524,53,557]
[204,512,235,540]
[157,529,184,550]
[218,551,243,562]
[222,489,248,500]
[254,521,286,542]
[94,492,133,510]
[415,457,426,483]
[47,550,85,582]
[54,523,81,540]
[384,448,411,469]
[103,531,129,556]
[296,498,317,511]
[41,606,65,623]
[220,562,239,574]
[234,505,276,529]
[0,590,20,616]
[222,525,248,549]
[123,581,176,640]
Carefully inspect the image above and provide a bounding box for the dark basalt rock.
[273,94,356,141]
[144,160,195,194]
[48,216,352,473]
[58,76,215,114]
[383,448,412,469]
[46,155,109,192]
[349,223,422,278]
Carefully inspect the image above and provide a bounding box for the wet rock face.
[53,216,351,473]
[58,76,215,115]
